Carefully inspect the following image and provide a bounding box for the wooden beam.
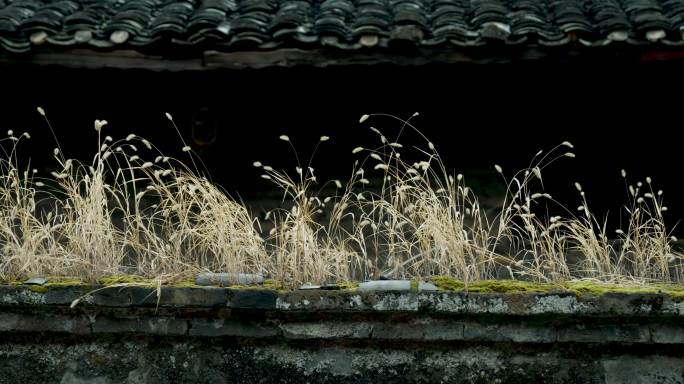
[0,46,678,71]
[0,47,548,71]
[0,49,204,71]
[202,48,478,68]
[639,50,684,62]
[201,48,552,68]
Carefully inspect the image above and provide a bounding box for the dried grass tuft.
[0,111,681,289]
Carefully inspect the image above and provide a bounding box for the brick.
[281,322,371,340]
[189,319,280,338]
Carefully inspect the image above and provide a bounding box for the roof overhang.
[3,46,684,71]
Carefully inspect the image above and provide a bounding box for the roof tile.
[2,0,684,53]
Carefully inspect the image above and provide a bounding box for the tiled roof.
[1,0,684,54]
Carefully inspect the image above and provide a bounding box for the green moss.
[7,273,684,298]
[429,277,684,297]
[563,281,684,297]
[430,276,465,291]
[27,285,49,293]
[563,281,637,295]
[263,279,288,291]
[466,280,558,293]
[430,277,561,294]
[227,284,260,289]
[657,284,684,298]
[97,275,150,286]
[335,280,359,291]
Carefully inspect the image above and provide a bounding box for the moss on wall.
[429,276,684,297]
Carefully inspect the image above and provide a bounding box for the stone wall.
[1,285,684,383]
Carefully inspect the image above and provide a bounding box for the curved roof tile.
[1,0,684,53]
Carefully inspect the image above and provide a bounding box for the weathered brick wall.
[1,286,684,383]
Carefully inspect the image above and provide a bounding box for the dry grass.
[347,114,495,284]
[0,131,62,280]
[0,112,268,283]
[0,110,681,288]
[254,135,362,287]
[347,114,682,285]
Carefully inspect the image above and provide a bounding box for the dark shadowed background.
[1,61,681,235]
